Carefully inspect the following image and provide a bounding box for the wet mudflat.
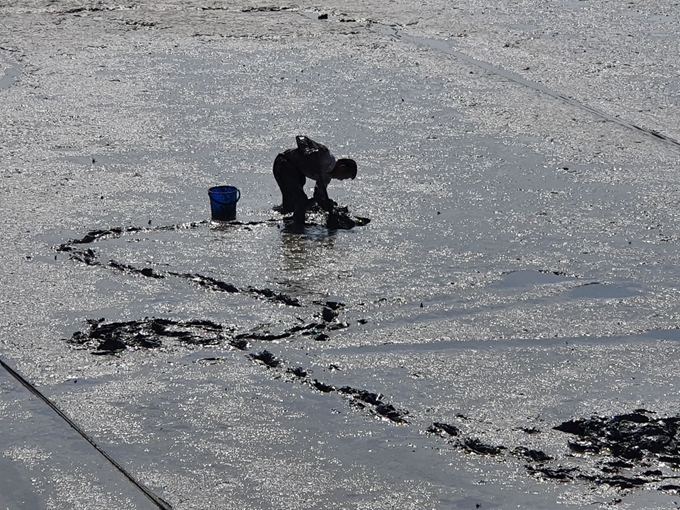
[0,366,160,510]
[2,0,680,509]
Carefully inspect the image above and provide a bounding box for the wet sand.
[2,1,680,508]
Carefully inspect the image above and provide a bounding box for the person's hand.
[319,198,335,212]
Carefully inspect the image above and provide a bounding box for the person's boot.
[292,205,306,226]
[273,203,294,214]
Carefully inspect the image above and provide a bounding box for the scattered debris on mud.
[553,409,679,464]
[64,316,409,424]
[59,225,679,494]
[67,317,232,354]
[427,422,460,437]
[248,350,281,368]
[426,410,680,493]
[242,348,409,424]
[538,410,680,490]
[64,316,680,493]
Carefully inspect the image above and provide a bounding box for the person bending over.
[273,135,357,225]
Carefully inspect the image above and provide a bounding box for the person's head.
[331,158,357,180]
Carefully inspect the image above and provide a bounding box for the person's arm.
[313,150,337,211]
[313,181,335,211]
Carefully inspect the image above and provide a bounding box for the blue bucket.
[208,185,240,221]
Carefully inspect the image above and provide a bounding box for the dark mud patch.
[459,438,506,456]
[321,306,338,322]
[58,246,99,266]
[65,315,346,355]
[544,411,680,489]
[526,465,578,481]
[233,319,330,342]
[512,446,553,463]
[241,6,296,13]
[166,272,239,293]
[231,308,355,343]
[248,287,300,306]
[374,403,407,423]
[67,317,231,354]
[427,422,460,437]
[425,410,680,493]
[287,366,307,378]
[553,410,680,464]
[427,419,545,459]
[311,379,335,393]
[228,338,250,351]
[337,386,408,423]
[110,260,165,279]
[248,350,281,368]
[313,300,345,311]
[59,5,124,14]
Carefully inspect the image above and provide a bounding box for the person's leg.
[273,154,307,217]
[292,203,306,225]
[273,154,307,214]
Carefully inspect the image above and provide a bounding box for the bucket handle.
[235,188,241,202]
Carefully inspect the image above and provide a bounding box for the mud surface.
[64,311,680,494]
[3,0,680,508]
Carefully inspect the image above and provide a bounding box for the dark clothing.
[273,136,337,221]
[273,153,308,216]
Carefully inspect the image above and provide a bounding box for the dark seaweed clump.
[248,350,281,368]
[554,410,680,465]
[337,386,408,423]
[427,422,460,437]
[67,317,233,354]
[527,409,680,490]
